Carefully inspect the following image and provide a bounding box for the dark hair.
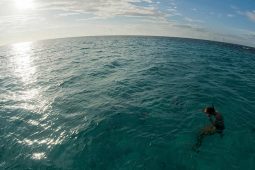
[206,106,215,114]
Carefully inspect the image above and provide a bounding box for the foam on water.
[0,36,255,169]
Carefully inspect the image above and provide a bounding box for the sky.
[0,0,255,47]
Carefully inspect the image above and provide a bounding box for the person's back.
[214,112,225,133]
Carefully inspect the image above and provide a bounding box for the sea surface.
[0,36,255,170]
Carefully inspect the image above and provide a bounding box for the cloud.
[1,0,255,48]
[245,11,255,22]
[0,0,164,36]
[236,29,255,39]
[164,0,181,17]
[166,7,181,17]
[0,0,162,21]
[0,15,45,28]
[227,14,235,18]
[36,0,159,18]
[57,12,80,17]
[234,9,255,22]
[184,17,204,23]
[173,24,207,33]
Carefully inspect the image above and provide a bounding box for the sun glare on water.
[11,42,36,84]
[15,0,35,10]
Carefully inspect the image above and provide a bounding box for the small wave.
[59,75,82,88]
[80,47,90,50]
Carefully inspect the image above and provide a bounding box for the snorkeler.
[193,105,225,152]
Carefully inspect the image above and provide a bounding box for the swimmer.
[193,105,225,152]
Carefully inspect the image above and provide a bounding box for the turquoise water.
[0,36,255,169]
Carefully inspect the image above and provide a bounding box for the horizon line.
[1,34,255,49]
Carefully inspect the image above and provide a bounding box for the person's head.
[203,106,215,115]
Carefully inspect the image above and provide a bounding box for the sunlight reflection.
[19,131,66,149]
[10,42,42,111]
[6,89,53,112]
[11,42,36,84]
[31,152,46,160]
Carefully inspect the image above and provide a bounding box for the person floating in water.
[193,105,225,152]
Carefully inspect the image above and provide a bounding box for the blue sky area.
[0,0,255,47]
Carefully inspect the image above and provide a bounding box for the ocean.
[0,36,255,169]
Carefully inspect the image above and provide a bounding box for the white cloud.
[0,0,163,40]
[227,14,235,18]
[172,24,207,34]
[36,0,159,18]
[0,15,45,29]
[57,12,80,17]
[235,10,255,22]
[165,1,181,17]
[184,17,204,23]
[0,0,161,23]
[246,11,255,22]
[0,0,255,47]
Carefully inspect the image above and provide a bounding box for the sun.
[15,0,35,10]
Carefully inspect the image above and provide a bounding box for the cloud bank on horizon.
[0,0,255,47]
